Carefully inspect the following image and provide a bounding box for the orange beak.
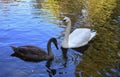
[59,20,67,28]
[59,21,64,25]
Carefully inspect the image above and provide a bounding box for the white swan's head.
[63,16,71,23]
[59,16,71,26]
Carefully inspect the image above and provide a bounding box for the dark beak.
[54,39,59,50]
[55,41,59,50]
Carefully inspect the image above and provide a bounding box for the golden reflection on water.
[75,0,120,77]
[41,0,60,17]
[41,0,85,26]
[40,0,120,77]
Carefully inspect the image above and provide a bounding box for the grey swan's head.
[46,38,59,60]
[10,38,59,62]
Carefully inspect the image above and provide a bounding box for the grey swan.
[10,38,58,62]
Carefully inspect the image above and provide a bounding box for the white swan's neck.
[62,21,71,47]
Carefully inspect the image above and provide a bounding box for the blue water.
[0,0,81,77]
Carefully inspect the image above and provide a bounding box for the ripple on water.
[45,50,82,77]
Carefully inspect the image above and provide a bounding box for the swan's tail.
[89,31,97,41]
[10,46,18,56]
[10,46,18,52]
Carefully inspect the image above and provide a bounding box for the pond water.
[0,0,120,77]
[0,0,82,77]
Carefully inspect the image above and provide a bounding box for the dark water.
[0,0,81,77]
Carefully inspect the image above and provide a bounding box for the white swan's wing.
[68,29,91,48]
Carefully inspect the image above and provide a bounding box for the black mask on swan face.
[62,16,71,23]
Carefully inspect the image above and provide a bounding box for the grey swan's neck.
[47,38,58,60]
[62,20,72,47]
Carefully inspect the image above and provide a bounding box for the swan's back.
[18,46,47,55]
[11,45,48,61]
[68,28,92,48]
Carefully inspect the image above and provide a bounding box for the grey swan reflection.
[10,38,58,62]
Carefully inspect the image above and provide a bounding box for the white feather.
[68,28,91,48]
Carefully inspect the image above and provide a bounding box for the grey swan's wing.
[10,45,48,62]
[18,45,47,56]
[17,45,48,61]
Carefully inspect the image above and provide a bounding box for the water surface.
[0,0,120,77]
[0,0,81,77]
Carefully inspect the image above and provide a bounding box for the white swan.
[61,16,96,48]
